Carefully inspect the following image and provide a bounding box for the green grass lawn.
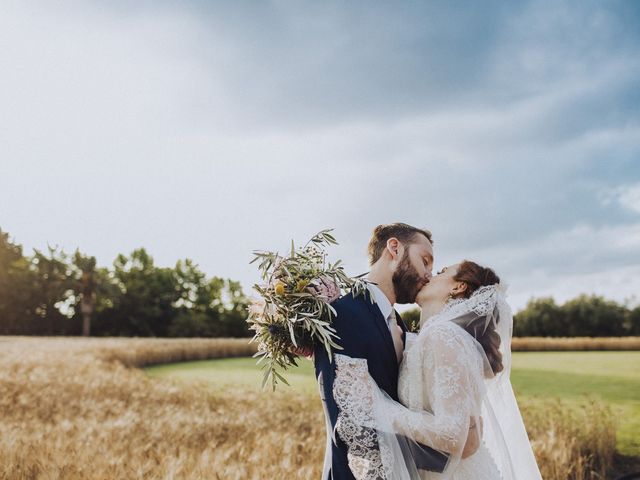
[146,356,319,393]
[510,352,640,456]
[146,351,640,456]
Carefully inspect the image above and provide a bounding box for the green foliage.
[3,225,639,340]
[629,306,640,335]
[0,229,35,334]
[515,294,637,337]
[30,245,76,334]
[97,248,180,336]
[0,227,249,338]
[514,297,565,336]
[248,229,367,390]
[563,295,627,337]
[401,307,421,333]
[73,250,98,336]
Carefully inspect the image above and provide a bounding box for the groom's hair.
[367,223,432,265]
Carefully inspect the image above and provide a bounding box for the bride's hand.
[461,416,483,459]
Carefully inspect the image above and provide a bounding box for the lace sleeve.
[331,326,483,479]
[388,323,481,456]
[332,354,395,479]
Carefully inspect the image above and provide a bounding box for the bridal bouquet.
[248,229,367,390]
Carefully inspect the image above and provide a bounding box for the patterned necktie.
[388,310,404,364]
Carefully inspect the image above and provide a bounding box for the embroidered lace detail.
[439,285,498,320]
[395,322,484,454]
[420,284,503,342]
[398,320,506,479]
[333,354,394,479]
[440,443,505,480]
[326,283,530,480]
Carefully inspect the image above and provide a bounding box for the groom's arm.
[311,294,368,427]
[313,297,369,436]
[328,301,449,474]
[403,418,479,467]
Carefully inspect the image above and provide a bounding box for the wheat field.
[512,336,640,351]
[0,337,619,479]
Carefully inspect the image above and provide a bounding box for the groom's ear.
[385,237,401,260]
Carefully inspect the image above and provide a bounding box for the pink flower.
[248,297,266,316]
[309,277,341,303]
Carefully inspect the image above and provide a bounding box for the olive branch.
[248,229,368,390]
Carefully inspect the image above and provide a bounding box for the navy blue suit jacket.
[314,291,448,480]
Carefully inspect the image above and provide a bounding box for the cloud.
[605,183,640,215]
[0,0,639,312]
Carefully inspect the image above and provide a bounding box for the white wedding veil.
[468,285,542,479]
[331,284,542,479]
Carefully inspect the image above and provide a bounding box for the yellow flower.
[296,279,309,292]
[274,281,286,296]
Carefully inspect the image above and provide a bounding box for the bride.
[332,260,542,479]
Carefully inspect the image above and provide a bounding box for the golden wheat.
[512,336,640,351]
[521,398,617,480]
[0,337,320,479]
[0,337,618,479]
[0,336,258,366]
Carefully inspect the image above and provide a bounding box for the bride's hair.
[454,261,503,375]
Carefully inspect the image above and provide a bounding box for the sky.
[1,0,639,311]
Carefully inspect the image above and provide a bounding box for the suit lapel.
[362,290,397,362]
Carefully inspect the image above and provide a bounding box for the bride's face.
[415,263,461,306]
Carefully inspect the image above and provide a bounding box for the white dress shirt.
[367,282,394,331]
[367,282,404,363]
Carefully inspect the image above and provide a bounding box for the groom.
[311,223,477,479]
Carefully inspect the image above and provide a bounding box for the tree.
[89,266,126,336]
[106,248,181,336]
[168,259,220,337]
[73,251,97,336]
[0,229,34,334]
[29,245,76,335]
[514,297,566,336]
[217,279,250,337]
[0,227,255,338]
[628,306,640,335]
[561,294,627,337]
[168,266,251,338]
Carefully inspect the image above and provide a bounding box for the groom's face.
[392,235,433,304]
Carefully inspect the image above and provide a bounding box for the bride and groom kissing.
[305,223,542,480]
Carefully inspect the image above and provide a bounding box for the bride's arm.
[387,323,480,457]
[462,416,482,458]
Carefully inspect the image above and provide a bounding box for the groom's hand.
[290,345,314,358]
[461,416,483,459]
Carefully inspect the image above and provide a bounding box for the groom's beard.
[392,251,425,304]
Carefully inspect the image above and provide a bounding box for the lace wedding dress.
[397,328,502,479]
[332,285,542,480]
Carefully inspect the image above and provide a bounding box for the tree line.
[513,295,639,337]
[2,227,639,338]
[0,228,250,337]
[403,295,640,337]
